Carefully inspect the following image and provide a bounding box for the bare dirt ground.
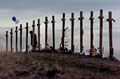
[0,52,120,79]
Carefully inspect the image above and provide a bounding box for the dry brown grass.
[0,52,120,79]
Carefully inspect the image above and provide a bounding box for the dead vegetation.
[0,52,120,79]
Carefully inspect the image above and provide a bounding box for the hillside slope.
[0,52,120,79]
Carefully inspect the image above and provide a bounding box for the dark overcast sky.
[0,0,119,25]
[0,0,119,11]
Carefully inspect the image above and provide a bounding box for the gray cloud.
[0,0,119,11]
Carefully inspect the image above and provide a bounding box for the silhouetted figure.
[29,31,37,49]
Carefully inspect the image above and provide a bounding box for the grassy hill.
[0,52,120,79]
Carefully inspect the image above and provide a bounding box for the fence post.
[98,9,104,57]
[61,13,66,51]
[25,22,29,52]
[37,19,41,51]
[19,24,23,52]
[44,17,49,49]
[107,11,115,59]
[70,13,75,52]
[10,28,13,52]
[78,11,84,53]
[32,20,35,50]
[51,16,55,50]
[89,11,94,55]
[5,31,8,52]
[15,26,18,52]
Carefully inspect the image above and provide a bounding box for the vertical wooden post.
[61,13,66,51]
[19,24,23,52]
[10,28,13,52]
[37,19,41,51]
[107,11,114,59]
[32,20,35,50]
[51,16,55,50]
[44,17,49,49]
[70,13,75,52]
[78,11,84,53]
[25,22,29,52]
[89,11,94,55]
[98,9,104,57]
[15,26,18,52]
[5,31,8,52]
